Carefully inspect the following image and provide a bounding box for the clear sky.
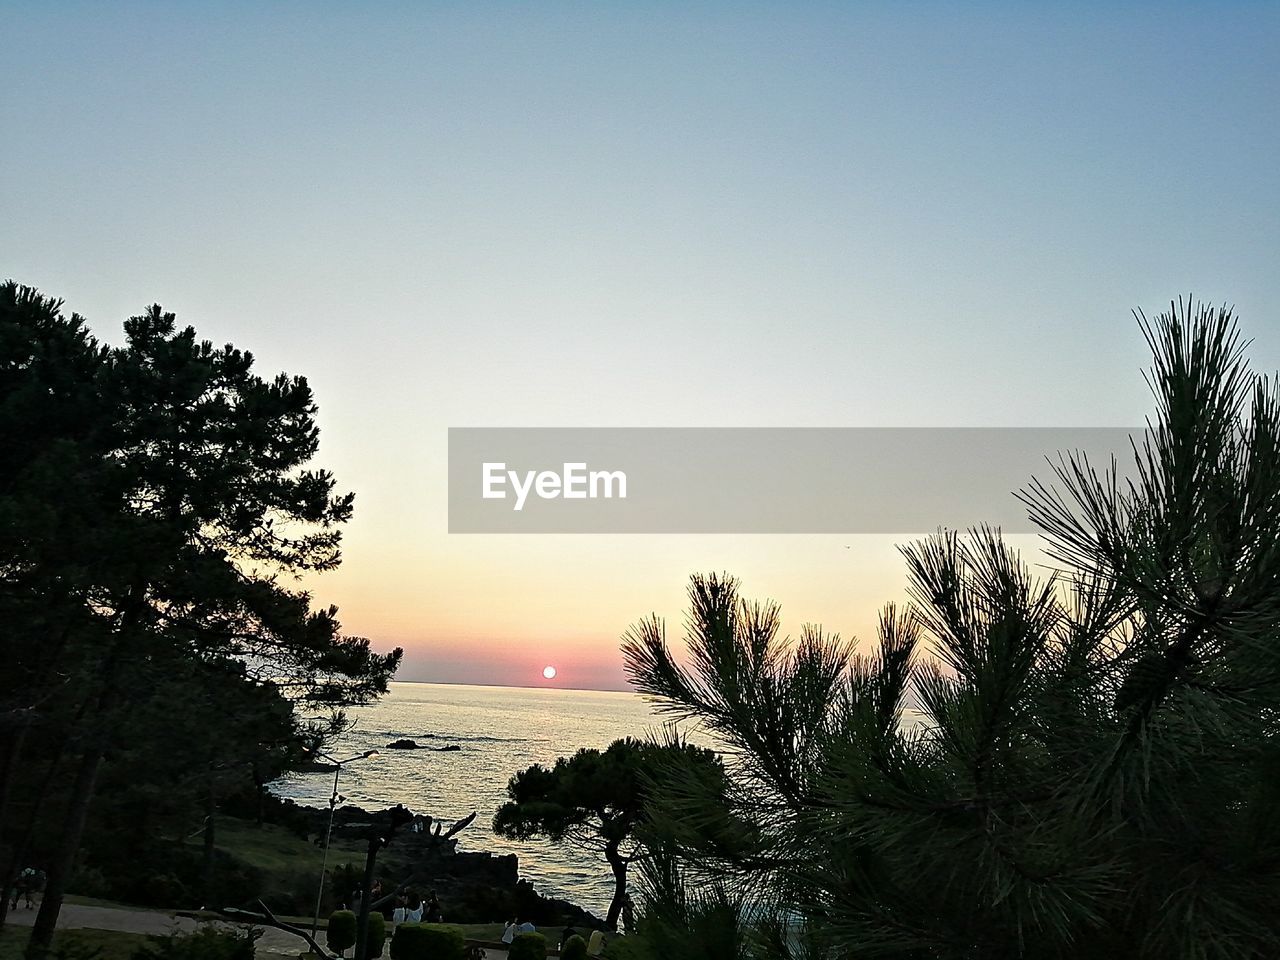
[4,2,1278,689]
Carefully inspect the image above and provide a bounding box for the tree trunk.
[202,777,217,907]
[353,838,379,960]
[0,724,29,931]
[22,616,133,960]
[604,842,628,932]
[0,725,26,839]
[253,767,265,826]
[0,729,72,932]
[24,746,103,960]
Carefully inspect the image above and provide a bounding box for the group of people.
[7,867,44,911]
[350,881,444,926]
[353,883,608,955]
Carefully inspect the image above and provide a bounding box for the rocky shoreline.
[261,793,603,928]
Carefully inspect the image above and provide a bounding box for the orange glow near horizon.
[295,535,1054,691]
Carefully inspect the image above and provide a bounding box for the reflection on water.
[271,681,665,915]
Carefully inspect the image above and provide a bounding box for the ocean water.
[270,681,667,916]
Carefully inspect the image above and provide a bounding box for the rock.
[259,795,602,927]
[386,738,421,749]
[435,744,461,752]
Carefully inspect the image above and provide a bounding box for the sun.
[542,665,558,680]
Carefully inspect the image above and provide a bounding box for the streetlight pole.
[310,750,379,940]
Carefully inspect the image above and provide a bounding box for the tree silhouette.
[493,737,723,930]
[0,284,401,957]
[625,301,1280,959]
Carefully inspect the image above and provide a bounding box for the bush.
[507,932,546,960]
[131,927,258,960]
[600,937,649,960]
[327,911,357,956]
[388,923,465,960]
[67,865,112,899]
[363,912,387,958]
[560,935,587,960]
[133,872,190,907]
[54,931,148,960]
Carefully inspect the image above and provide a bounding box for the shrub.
[560,935,587,960]
[388,923,465,960]
[54,932,107,960]
[363,912,387,958]
[327,910,357,956]
[67,865,112,899]
[133,871,190,907]
[507,932,547,960]
[131,927,258,960]
[600,937,649,960]
[55,931,149,960]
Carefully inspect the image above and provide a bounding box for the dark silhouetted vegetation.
[131,928,258,960]
[0,282,401,958]
[493,738,724,931]
[327,911,358,956]
[506,931,547,960]
[389,923,466,960]
[624,301,1280,959]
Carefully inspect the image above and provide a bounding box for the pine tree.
[0,285,402,956]
[624,301,1280,959]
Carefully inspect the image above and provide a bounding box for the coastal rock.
[386,738,421,749]
[260,795,601,927]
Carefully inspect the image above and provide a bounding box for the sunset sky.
[4,3,1278,690]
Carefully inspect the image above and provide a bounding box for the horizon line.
[389,677,640,695]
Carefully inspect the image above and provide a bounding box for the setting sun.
[542,665,557,680]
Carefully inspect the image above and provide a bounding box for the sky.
[3,2,1278,690]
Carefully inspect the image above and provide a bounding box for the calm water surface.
[271,681,668,915]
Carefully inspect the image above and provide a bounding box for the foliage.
[327,911,357,956]
[623,301,1280,959]
[388,924,465,960]
[493,738,723,928]
[598,939,647,960]
[0,282,401,951]
[505,933,547,960]
[0,930,148,960]
[364,911,387,958]
[625,848,746,960]
[559,935,588,960]
[131,928,257,960]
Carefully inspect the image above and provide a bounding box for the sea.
[269,681,674,917]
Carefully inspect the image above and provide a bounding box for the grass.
[0,928,147,960]
[454,923,506,942]
[208,819,363,877]
[204,820,517,936]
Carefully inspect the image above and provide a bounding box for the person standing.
[404,891,423,924]
[423,891,442,923]
[501,918,519,944]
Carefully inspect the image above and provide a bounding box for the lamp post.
[310,750,379,939]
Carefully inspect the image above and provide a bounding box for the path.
[5,903,510,959]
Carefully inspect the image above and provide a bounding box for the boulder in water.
[386,738,422,750]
